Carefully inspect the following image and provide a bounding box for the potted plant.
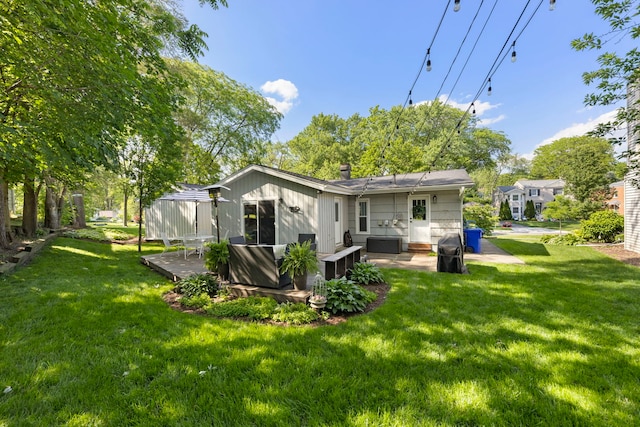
[280,241,317,290]
[204,239,230,281]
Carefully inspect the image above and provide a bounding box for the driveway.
[493,223,560,236]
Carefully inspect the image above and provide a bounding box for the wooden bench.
[322,246,362,280]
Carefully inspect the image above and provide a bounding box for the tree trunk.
[72,191,86,228]
[44,176,66,230]
[137,189,143,252]
[0,179,12,248]
[123,186,129,227]
[22,177,38,237]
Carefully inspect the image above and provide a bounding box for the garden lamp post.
[204,184,230,243]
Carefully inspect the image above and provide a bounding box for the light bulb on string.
[549,0,556,11]
[454,0,460,12]
[471,102,476,115]
[487,78,492,96]
[408,90,413,107]
[511,41,517,63]
[426,48,432,72]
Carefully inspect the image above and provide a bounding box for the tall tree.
[167,59,282,181]
[572,0,640,176]
[530,136,616,202]
[283,102,511,179]
[0,0,225,247]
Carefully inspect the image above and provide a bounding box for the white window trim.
[355,198,370,235]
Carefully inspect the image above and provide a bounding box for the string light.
[511,41,517,62]
[426,48,432,72]
[454,0,461,12]
[549,0,556,11]
[487,78,492,96]
[409,90,413,106]
[471,102,476,114]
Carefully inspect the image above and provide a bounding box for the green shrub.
[271,302,319,325]
[179,293,212,309]
[349,262,385,285]
[463,204,498,236]
[325,277,377,314]
[540,233,584,246]
[206,296,277,320]
[62,229,111,242]
[175,273,219,298]
[579,210,624,243]
[103,229,133,241]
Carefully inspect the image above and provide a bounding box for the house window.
[529,189,539,197]
[535,203,542,213]
[512,194,519,202]
[357,199,369,234]
[553,188,563,195]
[513,207,520,215]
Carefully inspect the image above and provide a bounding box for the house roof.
[496,185,517,193]
[515,179,565,188]
[216,164,473,196]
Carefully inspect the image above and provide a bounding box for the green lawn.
[517,220,581,232]
[1,237,638,426]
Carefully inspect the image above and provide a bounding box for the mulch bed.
[163,282,391,326]
[588,244,640,267]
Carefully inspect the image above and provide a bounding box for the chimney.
[340,163,351,180]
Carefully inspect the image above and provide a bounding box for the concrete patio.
[140,238,521,303]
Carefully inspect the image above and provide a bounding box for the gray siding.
[218,170,319,245]
[317,192,336,253]
[625,83,640,253]
[346,190,463,250]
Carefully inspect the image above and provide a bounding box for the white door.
[334,198,342,246]
[409,196,430,243]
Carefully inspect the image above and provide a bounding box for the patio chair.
[160,232,182,256]
[298,233,317,252]
[228,235,246,244]
[183,235,202,259]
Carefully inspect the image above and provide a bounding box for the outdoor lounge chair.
[298,233,317,252]
[228,235,246,244]
[160,232,182,256]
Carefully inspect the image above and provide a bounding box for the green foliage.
[271,302,320,325]
[499,200,513,221]
[175,274,219,298]
[463,204,498,236]
[349,262,385,285]
[540,233,585,246]
[62,229,112,242]
[205,296,278,320]
[542,196,579,232]
[204,240,230,272]
[524,200,536,220]
[579,210,624,243]
[280,241,317,278]
[325,277,377,314]
[281,102,511,178]
[179,293,212,309]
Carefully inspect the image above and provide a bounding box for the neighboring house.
[211,164,473,253]
[625,83,640,253]
[605,181,625,216]
[145,184,213,240]
[494,179,566,220]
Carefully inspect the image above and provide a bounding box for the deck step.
[408,243,432,253]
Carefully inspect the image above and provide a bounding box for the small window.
[553,188,563,195]
[512,194,519,202]
[529,189,539,197]
[513,207,520,214]
[357,199,369,234]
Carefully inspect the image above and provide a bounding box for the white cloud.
[435,95,504,125]
[522,109,621,158]
[261,79,299,114]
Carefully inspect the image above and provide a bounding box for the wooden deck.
[140,239,521,303]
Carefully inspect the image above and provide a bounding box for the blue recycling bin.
[464,228,483,253]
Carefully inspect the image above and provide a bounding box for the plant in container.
[204,239,230,281]
[280,241,317,290]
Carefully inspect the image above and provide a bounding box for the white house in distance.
[210,164,473,253]
[494,179,566,220]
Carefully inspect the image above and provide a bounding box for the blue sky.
[183,0,631,158]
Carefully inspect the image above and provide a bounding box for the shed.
[144,184,213,240]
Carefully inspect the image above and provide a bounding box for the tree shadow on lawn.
[2,238,639,425]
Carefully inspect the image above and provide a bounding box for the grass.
[517,220,581,232]
[1,237,639,425]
